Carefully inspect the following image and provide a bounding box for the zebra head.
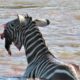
[0,14,50,55]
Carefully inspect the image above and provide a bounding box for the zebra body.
[0,14,79,80]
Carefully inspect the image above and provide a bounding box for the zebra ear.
[34,19,50,27]
[18,15,26,26]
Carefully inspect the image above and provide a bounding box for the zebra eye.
[11,24,14,27]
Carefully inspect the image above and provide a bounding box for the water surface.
[0,0,80,79]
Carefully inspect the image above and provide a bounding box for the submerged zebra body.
[0,14,79,80]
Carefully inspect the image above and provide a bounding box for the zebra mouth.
[5,36,12,56]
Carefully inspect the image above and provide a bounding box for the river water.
[0,0,80,79]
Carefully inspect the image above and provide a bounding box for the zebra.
[0,14,79,80]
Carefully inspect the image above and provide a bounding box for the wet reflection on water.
[0,0,80,79]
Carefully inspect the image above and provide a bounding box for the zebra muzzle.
[5,38,12,56]
[0,33,4,39]
[0,24,6,39]
[0,34,12,56]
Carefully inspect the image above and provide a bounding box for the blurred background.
[0,0,80,78]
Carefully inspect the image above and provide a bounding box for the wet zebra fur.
[0,14,79,80]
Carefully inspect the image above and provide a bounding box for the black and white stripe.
[1,14,78,80]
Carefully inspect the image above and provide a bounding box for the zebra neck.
[24,27,51,63]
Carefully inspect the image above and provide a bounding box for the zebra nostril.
[46,19,50,25]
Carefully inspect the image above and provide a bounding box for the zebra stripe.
[2,14,78,80]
